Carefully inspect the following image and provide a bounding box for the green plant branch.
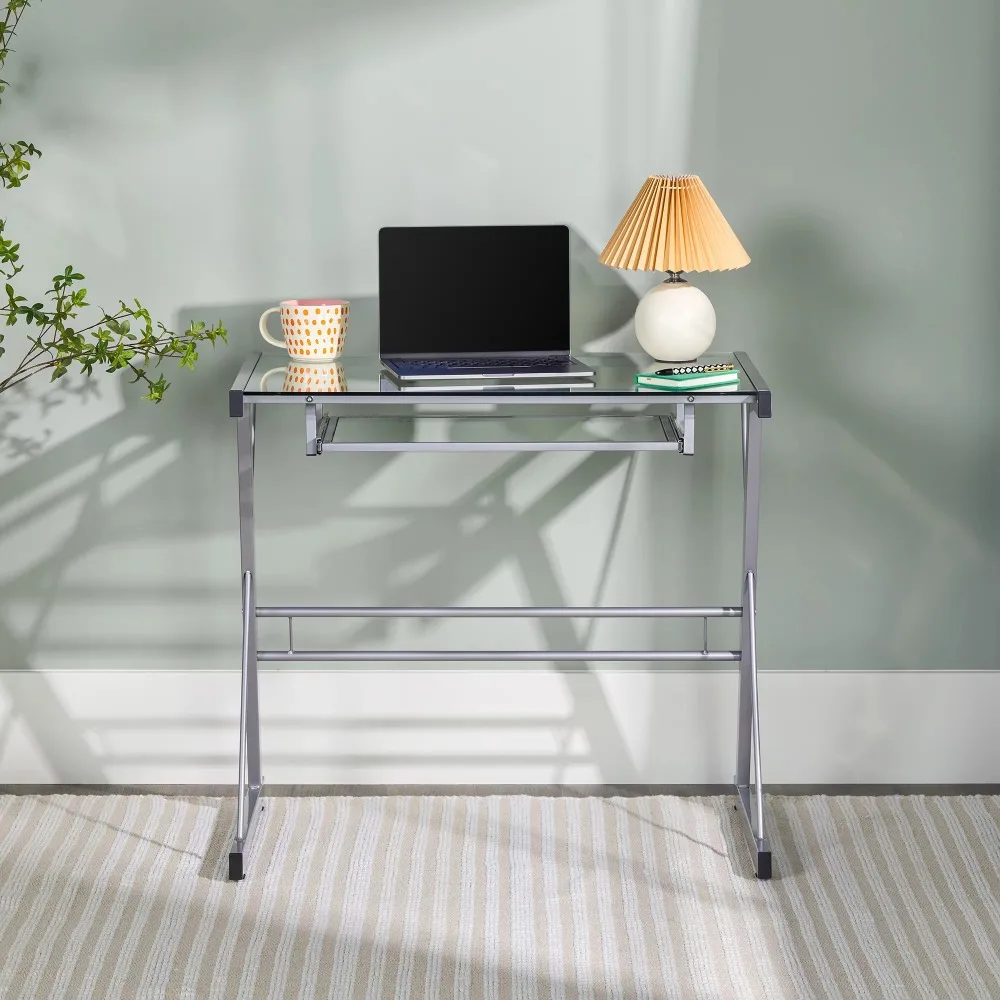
[0,0,228,404]
[0,329,218,397]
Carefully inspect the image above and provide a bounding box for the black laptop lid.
[378,225,569,356]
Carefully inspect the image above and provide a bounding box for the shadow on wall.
[0,235,685,783]
[0,0,700,781]
[570,228,639,349]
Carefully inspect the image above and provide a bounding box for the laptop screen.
[378,225,569,356]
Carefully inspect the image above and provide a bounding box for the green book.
[635,369,740,392]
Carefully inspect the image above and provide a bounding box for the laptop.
[378,224,594,380]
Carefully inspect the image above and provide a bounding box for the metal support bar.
[736,785,770,879]
[733,352,772,418]
[657,415,678,452]
[316,414,331,454]
[305,400,320,456]
[318,439,681,453]
[741,404,749,489]
[236,571,252,846]
[676,401,695,455]
[735,400,770,879]
[287,617,294,654]
[231,785,261,881]
[258,649,739,662]
[230,404,263,881]
[748,571,764,840]
[320,413,681,454]
[256,605,742,619]
[319,414,338,453]
[229,354,262,417]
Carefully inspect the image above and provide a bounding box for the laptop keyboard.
[407,356,570,370]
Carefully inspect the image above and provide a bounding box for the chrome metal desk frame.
[226,352,772,880]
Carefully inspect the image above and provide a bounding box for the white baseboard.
[0,669,997,785]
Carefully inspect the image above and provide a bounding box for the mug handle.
[259,307,286,349]
[259,366,287,392]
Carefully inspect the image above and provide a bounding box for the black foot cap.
[228,851,245,881]
[756,851,772,881]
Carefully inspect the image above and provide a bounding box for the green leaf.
[143,375,169,403]
[0,134,229,403]
[179,343,198,370]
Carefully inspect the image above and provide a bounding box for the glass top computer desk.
[227,350,773,880]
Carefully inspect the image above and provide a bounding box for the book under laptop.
[378,224,594,381]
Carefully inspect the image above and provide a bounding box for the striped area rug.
[0,794,999,999]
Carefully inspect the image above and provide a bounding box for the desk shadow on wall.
[0,244,736,788]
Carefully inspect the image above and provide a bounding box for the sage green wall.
[689,0,1000,673]
[0,0,998,781]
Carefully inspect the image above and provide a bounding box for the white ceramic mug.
[260,362,348,393]
[259,298,350,361]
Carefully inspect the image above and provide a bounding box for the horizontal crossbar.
[256,605,742,619]
[318,414,682,454]
[323,440,683,453]
[257,650,740,662]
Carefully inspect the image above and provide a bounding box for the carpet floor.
[0,794,998,999]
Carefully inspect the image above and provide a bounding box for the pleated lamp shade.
[599,175,750,273]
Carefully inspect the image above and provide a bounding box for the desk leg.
[230,405,263,881]
[735,402,771,879]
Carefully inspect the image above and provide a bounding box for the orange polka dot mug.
[259,362,348,393]
[259,298,349,361]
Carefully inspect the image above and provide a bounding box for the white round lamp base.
[634,280,717,362]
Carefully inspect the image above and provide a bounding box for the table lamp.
[599,175,750,362]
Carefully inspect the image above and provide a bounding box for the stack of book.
[635,361,740,392]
